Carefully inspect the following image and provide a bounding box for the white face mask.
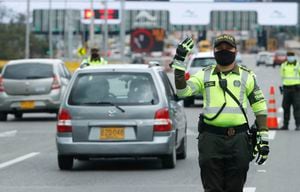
[287,56,296,63]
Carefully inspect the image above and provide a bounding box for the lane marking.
[268,131,276,140]
[244,188,256,192]
[0,152,40,169]
[257,170,267,173]
[0,130,17,137]
[187,128,198,136]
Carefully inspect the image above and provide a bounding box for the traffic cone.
[267,86,279,129]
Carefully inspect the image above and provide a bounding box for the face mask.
[287,56,296,63]
[214,50,236,66]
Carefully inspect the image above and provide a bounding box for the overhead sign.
[93,1,297,26]
[168,3,298,25]
[130,28,165,53]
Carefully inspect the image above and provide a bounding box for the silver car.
[0,59,71,121]
[184,52,216,107]
[56,64,187,170]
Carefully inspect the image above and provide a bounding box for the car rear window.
[3,63,53,79]
[68,72,159,106]
[191,58,216,68]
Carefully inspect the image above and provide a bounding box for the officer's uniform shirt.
[176,64,267,127]
[80,56,108,67]
[280,61,300,86]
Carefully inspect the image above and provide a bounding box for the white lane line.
[187,128,198,136]
[0,130,17,137]
[244,188,256,192]
[0,152,40,169]
[268,130,276,140]
[257,169,267,173]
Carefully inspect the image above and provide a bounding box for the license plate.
[20,101,35,109]
[100,127,125,140]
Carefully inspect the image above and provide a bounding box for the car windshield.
[68,72,159,106]
[191,58,216,68]
[3,63,53,79]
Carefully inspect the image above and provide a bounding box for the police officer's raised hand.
[253,131,269,165]
[171,37,194,71]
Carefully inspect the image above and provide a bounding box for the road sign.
[77,47,87,57]
[130,28,164,53]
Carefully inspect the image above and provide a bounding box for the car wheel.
[161,146,176,169]
[14,112,23,119]
[0,112,7,121]
[184,97,194,107]
[177,135,187,160]
[58,155,73,170]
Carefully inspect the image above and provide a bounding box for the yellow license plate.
[100,127,125,140]
[20,101,35,109]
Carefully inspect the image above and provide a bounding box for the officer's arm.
[175,69,203,97]
[280,63,284,79]
[246,73,268,131]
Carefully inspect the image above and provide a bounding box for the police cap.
[214,34,236,48]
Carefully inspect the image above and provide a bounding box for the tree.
[0,4,48,59]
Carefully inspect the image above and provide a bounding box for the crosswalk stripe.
[187,129,198,136]
[269,130,276,140]
[244,187,256,192]
[0,130,17,137]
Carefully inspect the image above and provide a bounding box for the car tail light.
[57,109,72,133]
[154,108,172,132]
[51,75,61,89]
[0,76,4,92]
[185,72,190,80]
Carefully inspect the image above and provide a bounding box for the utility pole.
[120,0,126,63]
[49,0,53,58]
[90,0,95,48]
[25,0,30,59]
[103,0,108,58]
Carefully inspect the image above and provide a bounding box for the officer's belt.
[283,85,300,91]
[200,123,248,136]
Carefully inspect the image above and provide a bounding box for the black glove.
[279,86,283,95]
[174,37,194,61]
[253,130,269,165]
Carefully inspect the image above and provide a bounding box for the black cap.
[287,51,295,56]
[214,34,236,48]
[91,48,99,53]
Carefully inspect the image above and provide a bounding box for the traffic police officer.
[80,48,107,68]
[170,34,270,192]
[280,51,300,130]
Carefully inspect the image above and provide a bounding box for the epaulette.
[202,65,214,71]
[239,65,251,73]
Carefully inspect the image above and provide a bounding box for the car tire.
[161,146,176,169]
[177,135,187,160]
[14,112,23,119]
[184,97,194,107]
[58,155,73,170]
[0,112,7,121]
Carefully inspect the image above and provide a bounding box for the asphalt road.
[0,55,299,192]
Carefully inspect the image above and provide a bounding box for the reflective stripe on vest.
[204,68,212,108]
[204,106,247,114]
[204,69,248,116]
[239,70,248,104]
[282,61,300,79]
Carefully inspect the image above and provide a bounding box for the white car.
[184,52,216,107]
[256,51,274,67]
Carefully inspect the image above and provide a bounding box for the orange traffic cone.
[267,86,279,129]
